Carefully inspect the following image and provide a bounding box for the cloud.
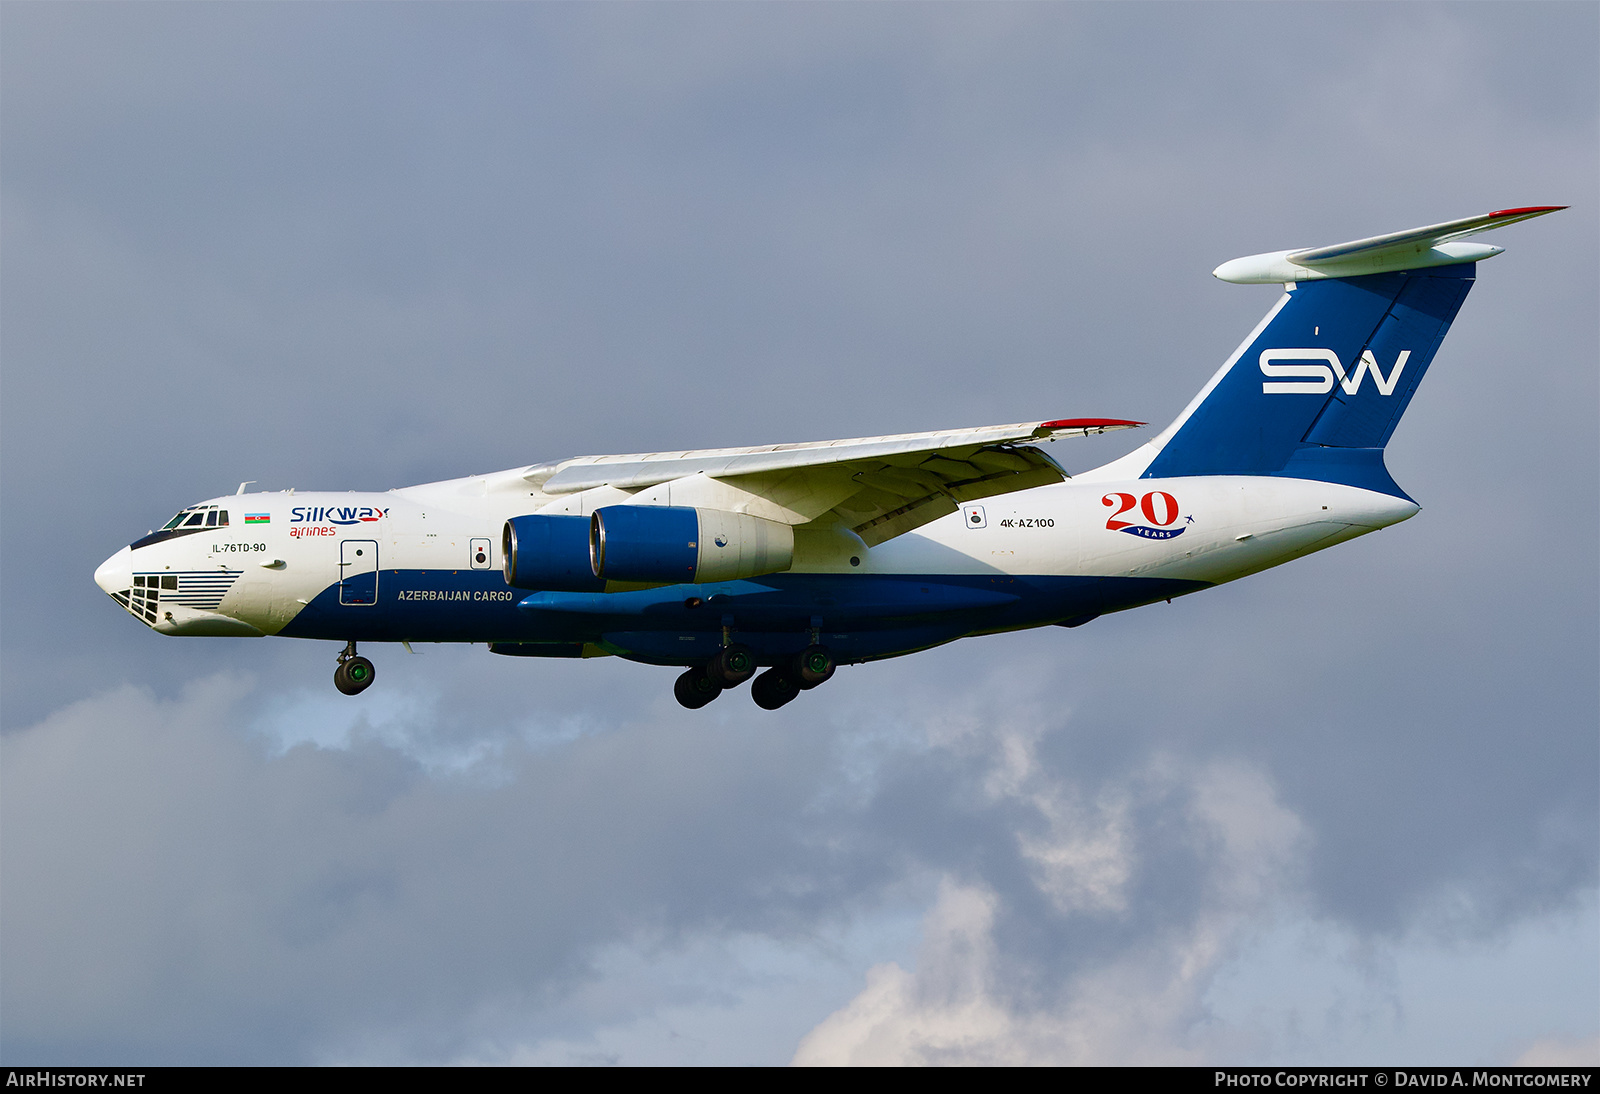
[794,727,1306,1065]
[793,716,1600,1067]
[0,675,876,1063]
[1516,1035,1600,1068]
[794,685,1599,1066]
[4,660,1595,1064]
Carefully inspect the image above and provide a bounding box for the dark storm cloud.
[2,1,1594,1064]
[0,661,1311,1064]
[1,678,885,1063]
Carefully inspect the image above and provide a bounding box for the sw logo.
[1102,491,1187,540]
[1259,348,1412,395]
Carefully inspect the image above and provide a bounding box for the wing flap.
[847,458,1063,546]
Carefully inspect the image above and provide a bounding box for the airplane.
[94,207,1563,710]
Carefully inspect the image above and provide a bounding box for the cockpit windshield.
[161,508,226,530]
[132,506,228,550]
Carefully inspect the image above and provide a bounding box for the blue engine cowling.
[502,514,606,591]
[592,505,794,584]
[507,507,795,589]
[589,505,700,584]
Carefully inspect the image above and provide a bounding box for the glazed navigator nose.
[95,546,132,597]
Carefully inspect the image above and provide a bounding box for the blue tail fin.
[1141,265,1474,497]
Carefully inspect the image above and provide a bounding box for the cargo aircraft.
[96,208,1562,709]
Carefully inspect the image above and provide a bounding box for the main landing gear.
[673,641,754,710]
[673,643,835,711]
[334,640,376,696]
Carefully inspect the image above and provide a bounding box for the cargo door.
[339,540,379,606]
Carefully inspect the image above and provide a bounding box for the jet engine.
[502,514,606,591]
[590,505,794,584]
[504,506,795,590]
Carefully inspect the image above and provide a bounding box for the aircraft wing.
[528,418,1141,547]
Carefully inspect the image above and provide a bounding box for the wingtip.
[1040,418,1145,431]
[1488,205,1567,218]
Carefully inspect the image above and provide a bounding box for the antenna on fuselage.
[236,481,255,495]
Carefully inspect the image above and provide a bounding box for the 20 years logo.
[1102,491,1186,540]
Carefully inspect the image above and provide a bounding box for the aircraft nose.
[95,546,132,596]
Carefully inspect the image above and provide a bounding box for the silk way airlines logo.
[1259,349,1411,395]
[1103,491,1188,540]
[289,505,389,526]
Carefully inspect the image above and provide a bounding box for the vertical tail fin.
[1131,208,1563,497]
[1142,266,1473,496]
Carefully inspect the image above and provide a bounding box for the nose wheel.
[335,641,375,696]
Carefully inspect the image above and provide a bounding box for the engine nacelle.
[591,505,794,584]
[502,514,606,591]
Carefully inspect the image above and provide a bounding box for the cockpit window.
[132,505,229,550]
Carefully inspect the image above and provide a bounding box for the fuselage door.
[339,540,379,606]
[470,537,492,570]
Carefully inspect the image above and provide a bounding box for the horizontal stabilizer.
[1214,206,1565,284]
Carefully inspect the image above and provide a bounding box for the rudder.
[1140,265,1474,497]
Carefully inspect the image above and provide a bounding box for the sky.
[1,1,1595,1066]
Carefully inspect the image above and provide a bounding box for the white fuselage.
[93,467,1417,650]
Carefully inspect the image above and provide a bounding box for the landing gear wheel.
[335,655,376,696]
[707,643,757,688]
[674,666,723,709]
[751,667,801,710]
[792,645,835,689]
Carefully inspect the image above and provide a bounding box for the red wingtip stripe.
[1040,418,1145,430]
[1488,206,1567,218]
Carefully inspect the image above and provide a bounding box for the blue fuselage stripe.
[277,569,1208,664]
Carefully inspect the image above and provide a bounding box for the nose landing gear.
[334,641,375,696]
